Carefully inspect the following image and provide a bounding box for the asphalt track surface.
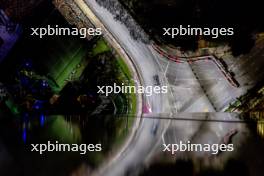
[73,0,260,175]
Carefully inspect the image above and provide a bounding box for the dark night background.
[120,0,264,55]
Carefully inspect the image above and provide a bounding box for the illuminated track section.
[70,0,224,175]
[152,44,240,88]
[72,0,170,176]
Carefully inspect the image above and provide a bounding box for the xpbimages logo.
[97,83,168,96]
[31,141,102,155]
[30,25,102,38]
[162,141,234,155]
[163,25,234,39]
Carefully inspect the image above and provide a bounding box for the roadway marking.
[164,60,170,77]
[149,46,179,113]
